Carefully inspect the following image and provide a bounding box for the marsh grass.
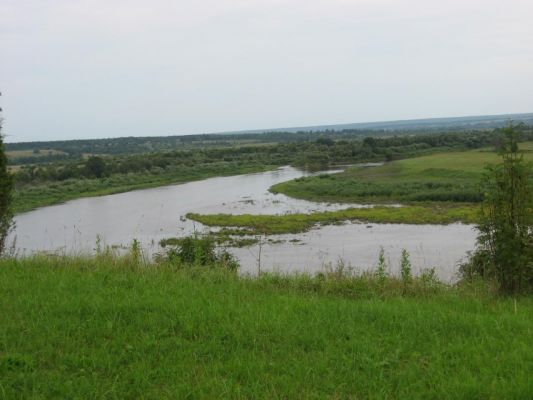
[186,204,478,235]
[0,253,532,398]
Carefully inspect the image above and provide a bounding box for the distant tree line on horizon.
[11,127,533,186]
[7,124,532,165]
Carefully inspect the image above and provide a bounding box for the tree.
[0,92,14,255]
[475,124,532,293]
[85,156,107,178]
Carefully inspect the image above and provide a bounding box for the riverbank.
[0,255,531,398]
[183,146,533,233]
[178,144,532,233]
[270,143,533,204]
[13,162,277,214]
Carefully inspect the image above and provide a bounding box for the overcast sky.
[1,0,532,142]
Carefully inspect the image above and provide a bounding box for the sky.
[1,0,532,142]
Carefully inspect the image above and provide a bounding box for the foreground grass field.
[1,256,532,399]
[271,142,533,204]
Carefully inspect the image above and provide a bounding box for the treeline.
[13,128,531,186]
[9,125,532,162]
[5,129,397,159]
[5,130,368,158]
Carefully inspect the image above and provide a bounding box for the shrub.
[465,125,533,294]
[375,246,388,284]
[400,249,412,287]
[161,234,239,271]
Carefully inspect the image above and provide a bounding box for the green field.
[271,143,533,204]
[6,149,67,159]
[1,256,532,399]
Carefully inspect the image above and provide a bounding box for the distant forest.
[10,126,533,185]
[6,122,533,165]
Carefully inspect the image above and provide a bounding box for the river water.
[11,166,476,281]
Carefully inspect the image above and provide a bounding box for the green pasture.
[0,256,531,399]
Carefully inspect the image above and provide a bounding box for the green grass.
[271,143,533,204]
[13,162,276,214]
[187,204,478,235]
[0,256,532,399]
[7,149,68,158]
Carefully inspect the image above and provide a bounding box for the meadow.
[271,142,533,204]
[6,149,67,159]
[1,255,532,399]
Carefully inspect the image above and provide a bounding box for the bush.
[462,125,533,294]
[161,234,239,271]
[375,246,388,284]
[400,249,412,287]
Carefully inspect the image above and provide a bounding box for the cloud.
[1,0,532,141]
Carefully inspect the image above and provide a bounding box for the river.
[11,166,476,281]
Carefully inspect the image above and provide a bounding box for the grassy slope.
[13,162,275,214]
[0,258,532,399]
[271,143,533,204]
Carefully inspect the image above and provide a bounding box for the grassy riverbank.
[187,204,478,235]
[13,162,275,214]
[271,143,533,204]
[182,144,531,233]
[0,256,531,399]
